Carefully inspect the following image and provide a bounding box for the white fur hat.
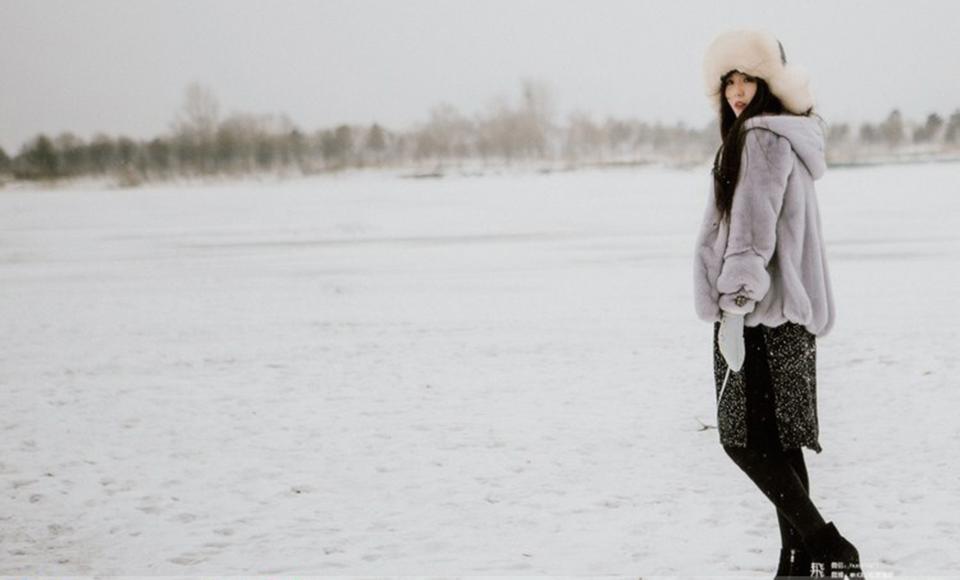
[702,28,815,114]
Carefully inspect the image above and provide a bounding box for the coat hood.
[742,114,827,180]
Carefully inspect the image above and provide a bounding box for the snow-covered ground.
[1,164,959,577]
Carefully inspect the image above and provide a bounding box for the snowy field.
[1,163,959,577]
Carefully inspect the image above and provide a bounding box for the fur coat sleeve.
[715,128,794,315]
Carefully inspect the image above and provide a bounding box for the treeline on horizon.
[2,80,960,185]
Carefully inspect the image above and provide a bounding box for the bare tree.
[879,109,904,148]
[913,113,944,143]
[517,78,555,158]
[0,146,10,175]
[946,110,960,144]
[172,82,220,173]
[174,82,220,138]
[414,103,474,164]
[365,123,387,167]
[54,132,87,176]
[565,111,603,162]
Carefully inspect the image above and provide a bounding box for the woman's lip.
[734,102,745,109]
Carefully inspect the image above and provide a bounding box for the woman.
[693,29,866,579]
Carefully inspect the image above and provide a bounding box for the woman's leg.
[723,325,826,541]
[723,444,825,539]
[776,447,810,548]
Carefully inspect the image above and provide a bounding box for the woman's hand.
[718,311,745,372]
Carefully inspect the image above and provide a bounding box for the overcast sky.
[2,0,958,152]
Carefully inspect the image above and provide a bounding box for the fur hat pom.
[702,28,815,114]
[767,63,815,114]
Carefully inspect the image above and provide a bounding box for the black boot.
[803,521,865,578]
[775,546,812,579]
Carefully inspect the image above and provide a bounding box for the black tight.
[776,448,811,548]
[722,324,826,545]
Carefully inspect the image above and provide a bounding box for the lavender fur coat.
[693,114,836,338]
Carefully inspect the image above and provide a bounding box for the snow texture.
[1,165,959,577]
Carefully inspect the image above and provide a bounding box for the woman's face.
[724,71,757,117]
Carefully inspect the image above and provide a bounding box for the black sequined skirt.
[712,320,823,454]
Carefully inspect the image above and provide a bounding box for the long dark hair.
[711,71,808,224]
